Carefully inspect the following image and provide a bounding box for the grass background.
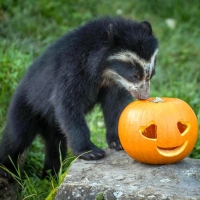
[0,0,200,199]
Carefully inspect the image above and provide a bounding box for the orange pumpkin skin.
[118,97,198,164]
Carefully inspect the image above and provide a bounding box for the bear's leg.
[54,105,106,160]
[99,86,132,150]
[0,96,38,181]
[40,122,67,178]
[64,117,106,160]
[52,82,106,161]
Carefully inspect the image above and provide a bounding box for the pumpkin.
[118,97,198,164]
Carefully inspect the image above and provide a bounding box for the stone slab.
[56,148,200,200]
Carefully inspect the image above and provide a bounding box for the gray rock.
[55,148,200,200]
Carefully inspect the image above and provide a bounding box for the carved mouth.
[156,141,188,157]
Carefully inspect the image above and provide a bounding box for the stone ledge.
[55,148,200,200]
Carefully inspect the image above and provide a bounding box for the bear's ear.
[107,24,117,44]
[141,20,152,35]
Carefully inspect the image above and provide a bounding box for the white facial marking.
[145,49,158,79]
[102,69,142,91]
[108,49,158,79]
[102,69,150,99]
[105,49,158,99]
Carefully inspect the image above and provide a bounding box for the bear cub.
[0,16,158,179]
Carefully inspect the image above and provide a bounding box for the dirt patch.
[0,178,18,200]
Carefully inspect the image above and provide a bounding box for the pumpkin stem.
[150,97,164,103]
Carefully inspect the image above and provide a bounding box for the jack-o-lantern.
[118,97,198,164]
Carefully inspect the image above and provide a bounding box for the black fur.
[0,16,158,180]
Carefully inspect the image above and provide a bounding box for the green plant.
[0,148,76,199]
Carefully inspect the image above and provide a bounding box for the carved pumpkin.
[118,97,198,164]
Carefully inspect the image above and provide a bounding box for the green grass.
[0,0,200,198]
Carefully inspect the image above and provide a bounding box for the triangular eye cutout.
[141,124,157,139]
[177,121,188,134]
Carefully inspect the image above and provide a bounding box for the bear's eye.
[131,74,140,80]
[128,74,140,81]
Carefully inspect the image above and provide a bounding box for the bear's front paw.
[108,139,123,151]
[74,144,106,161]
[79,149,106,160]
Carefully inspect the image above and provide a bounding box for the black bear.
[0,16,158,179]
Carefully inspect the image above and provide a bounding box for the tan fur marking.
[104,49,158,99]
[102,69,142,90]
[108,49,158,79]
